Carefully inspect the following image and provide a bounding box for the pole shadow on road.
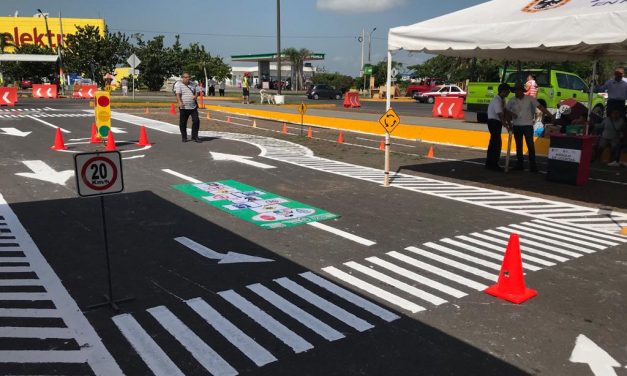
[398,157,626,209]
[9,191,530,376]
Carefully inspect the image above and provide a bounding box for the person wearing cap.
[597,67,627,119]
[485,83,512,171]
[506,85,554,172]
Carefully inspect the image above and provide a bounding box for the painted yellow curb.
[204,104,548,154]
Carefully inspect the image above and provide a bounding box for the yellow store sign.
[0,16,105,51]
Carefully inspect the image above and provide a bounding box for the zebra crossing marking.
[0,193,122,375]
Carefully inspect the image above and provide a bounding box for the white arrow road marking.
[15,160,74,186]
[0,128,31,137]
[448,103,455,117]
[436,102,444,115]
[210,152,276,169]
[25,115,70,133]
[111,127,127,133]
[174,237,274,264]
[1,92,9,104]
[570,334,621,376]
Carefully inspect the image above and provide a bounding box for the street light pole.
[368,27,376,64]
[37,9,53,49]
[276,0,281,95]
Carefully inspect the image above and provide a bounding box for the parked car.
[307,84,342,100]
[414,84,467,104]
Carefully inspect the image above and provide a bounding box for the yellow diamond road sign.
[298,103,307,115]
[379,108,400,134]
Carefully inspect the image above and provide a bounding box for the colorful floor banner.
[173,180,339,229]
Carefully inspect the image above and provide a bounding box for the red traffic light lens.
[97,96,110,107]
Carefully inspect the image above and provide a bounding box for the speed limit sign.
[74,151,124,197]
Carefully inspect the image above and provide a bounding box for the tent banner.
[173,180,339,229]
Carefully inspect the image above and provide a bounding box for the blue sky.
[1,0,487,75]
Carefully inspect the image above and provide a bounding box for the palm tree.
[281,47,299,91]
[295,48,311,92]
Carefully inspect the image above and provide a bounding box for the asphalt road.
[0,99,625,376]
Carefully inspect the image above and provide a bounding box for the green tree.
[134,35,172,91]
[282,47,312,91]
[64,25,131,87]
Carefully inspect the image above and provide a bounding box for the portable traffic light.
[94,91,111,138]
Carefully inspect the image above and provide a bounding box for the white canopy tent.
[385,0,627,110]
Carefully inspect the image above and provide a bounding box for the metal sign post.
[378,108,401,187]
[74,151,133,312]
[127,54,141,101]
[298,102,308,136]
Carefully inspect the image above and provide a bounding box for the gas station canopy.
[231,52,325,62]
[0,54,59,62]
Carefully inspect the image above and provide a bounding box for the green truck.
[466,69,605,123]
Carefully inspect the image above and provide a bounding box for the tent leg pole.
[384,51,393,188]
[586,60,597,135]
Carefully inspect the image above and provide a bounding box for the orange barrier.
[343,92,361,108]
[73,85,97,99]
[432,97,464,119]
[32,84,58,99]
[0,87,18,106]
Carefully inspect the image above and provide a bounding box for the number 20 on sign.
[74,151,124,197]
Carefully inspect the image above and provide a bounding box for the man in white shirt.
[174,72,201,143]
[506,85,553,172]
[485,83,512,171]
[597,67,627,119]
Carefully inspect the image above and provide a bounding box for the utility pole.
[360,29,365,92]
[37,9,53,49]
[368,27,377,64]
[276,0,282,95]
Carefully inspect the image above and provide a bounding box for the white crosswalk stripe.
[321,219,624,315]
[0,193,122,375]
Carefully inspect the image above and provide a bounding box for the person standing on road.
[242,73,251,104]
[175,72,201,143]
[597,67,627,119]
[485,83,511,171]
[219,79,226,96]
[121,78,128,96]
[506,85,554,172]
[208,77,216,96]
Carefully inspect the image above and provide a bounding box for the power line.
[108,28,386,40]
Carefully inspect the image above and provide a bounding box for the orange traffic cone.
[206,112,211,119]
[227,116,232,123]
[379,139,385,151]
[282,123,288,134]
[252,120,257,128]
[426,146,434,158]
[337,131,344,144]
[90,123,100,144]
[485,233,537,304]
[137,125,150,146]
[307,127,313,139]
[50,128,68,150]
[169,103,176,115]
[105,131,117,151]
[620,227,627,235]
[144,107,150,114]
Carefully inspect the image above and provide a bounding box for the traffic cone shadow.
[90,123,100,144]
[484,233,537,304]
[337,132,344,144]
[137,125,151,146]
[105,131,117,151]
[50,128,68,150]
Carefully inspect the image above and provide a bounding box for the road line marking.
[162,169,202,183]
[521,222,618,246]
[509,224,602,252]
[322,266,425,313]
[440,237,541,271]
[147,305,238,376]
[457,234,557,266]
[0,292,48,300]
[306,221,375,246]
[365,257,467,298]
[386,251,487,291]
[485,230,574,261]
[0,350,87,363]
[298,272,399,322]
[0,327,74,339]
[24,115,70,133]
[247,283,345,341]
[423,242,503,271]
[218,289,313,353]
[112,314,185,376]
[496,227,585,257]
[0,308,60,317]
[345,261,448,306]
[0,266,33,273]
[0,279,41,286]
[405,247,497,281]
[532,219,627,242]
[186,297,278,367]
[274,277,374,332]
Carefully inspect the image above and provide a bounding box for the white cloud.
[317,0,407,13]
